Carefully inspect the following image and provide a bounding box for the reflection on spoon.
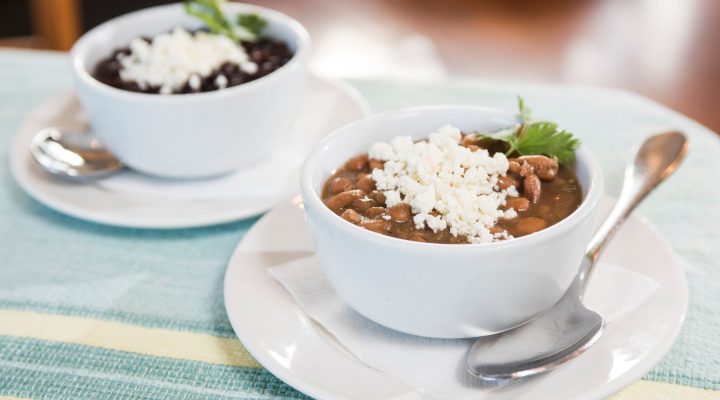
[30,127,124,179]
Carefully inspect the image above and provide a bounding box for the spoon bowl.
[30,127,124,179]
[466,256,604,380]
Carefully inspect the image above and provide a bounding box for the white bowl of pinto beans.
[300,105,603,338]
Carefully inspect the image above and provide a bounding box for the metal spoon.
[466,131,688,381]
[30,127,124,179]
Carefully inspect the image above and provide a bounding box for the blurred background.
[2,0,718,133]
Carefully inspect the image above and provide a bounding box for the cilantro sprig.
[183,0,267,41]
[476,96,580,164]
[237,13,268,36]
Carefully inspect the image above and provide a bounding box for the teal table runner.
[0,49,718,399]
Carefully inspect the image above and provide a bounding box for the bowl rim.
[300,104,604,251]
[70,2,310,102]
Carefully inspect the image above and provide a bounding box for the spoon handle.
[582,131,688,291]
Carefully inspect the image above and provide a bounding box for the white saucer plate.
[9,75,371,229]
[224,197,687,400]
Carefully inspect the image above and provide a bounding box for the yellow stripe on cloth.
[612,380,719,399]
[3,311,719,398]
[0,397,32,400]
[0,310,260,368]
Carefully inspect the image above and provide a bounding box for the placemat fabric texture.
[0,50,718,399]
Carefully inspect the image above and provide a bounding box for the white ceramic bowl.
[300,106,603,338]
[71,3,309,178]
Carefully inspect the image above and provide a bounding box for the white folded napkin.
[269,256,660,400]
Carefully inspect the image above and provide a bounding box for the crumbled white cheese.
[369,125,518,244]
[369,142,396,161]
[215,74,228,89]
[188,74,201,90]
[241,62,259,75]
[504,208,517,219]
[118,27,257,94]
[384,190,402,208]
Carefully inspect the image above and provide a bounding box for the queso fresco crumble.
[369,125,516,243]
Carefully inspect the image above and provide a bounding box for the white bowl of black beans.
[300,106,604,338]
[70,3,309,178]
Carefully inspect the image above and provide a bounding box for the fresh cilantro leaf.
[507,121,581,164]
[517,95,532,123]
[237,13,267,36]
[475,96,529,142]
[473,96,580,164]
[471,97,580,163]
[475,125,519,142]
[184,0,238,41]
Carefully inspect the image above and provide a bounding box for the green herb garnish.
[237,13,267,36]
[183,0,267,41]
[517,96,532,123]
[476,96,580,164]
[184,0,238,40]
[506,122,580,164]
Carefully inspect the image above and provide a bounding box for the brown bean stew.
[321,134,583,244]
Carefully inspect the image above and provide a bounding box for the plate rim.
[8,74,372,230]
[223,198,688,400]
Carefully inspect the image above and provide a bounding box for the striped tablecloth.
[1,49,718,399]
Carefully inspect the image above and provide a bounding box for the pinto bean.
[324,189,366,213]
[506,197,530,212]
[368,159,385,171]
[388,203,412,223]
[517,155,558,181]
[365,207,387,218]
[514,217,548,236]
[461,134,480,147]
[497,175,518,190]
[356,174,376,193]
[351,197,375,212]
[489,225,505,234]
[523,173,542,203]
[508,160,521,174]
[368,190,386,205]
[466,144,480,152]
[346,154,369,172]
[360,219,392,233]
[328,177,354,194]
[340,209,362,224]
[519,161,534,177]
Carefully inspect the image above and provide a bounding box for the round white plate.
[224,197,687,400]
[9,75,371,229]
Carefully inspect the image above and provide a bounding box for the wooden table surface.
[252,0,720,134]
